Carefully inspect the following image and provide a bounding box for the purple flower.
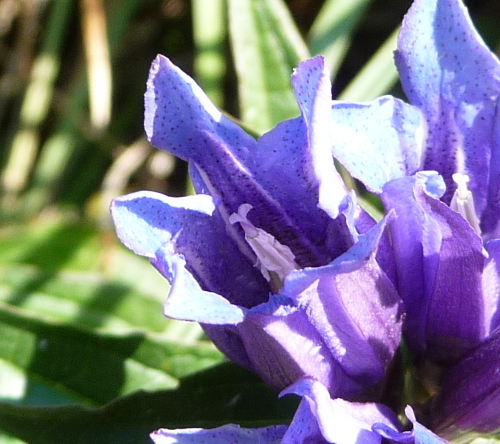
[332,0,500,361]
[330,0,500,437]
[111,55,402,398]
[150,378,447,444]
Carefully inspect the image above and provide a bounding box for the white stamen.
[229,203,298,291]
[450,173,481,235]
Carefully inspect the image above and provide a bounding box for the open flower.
[111,55,402,398]
[329,0,500,438]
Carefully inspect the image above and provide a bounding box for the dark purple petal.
[281,378,401,444]
[395,0,500,235]
[484,239,500,332]
[145,55,351,268]
[330,96,423,193]
[382,174,486,362]
[280,217,403,388]
[239,295,362,396]
[431,327,500,439]
[110,191,268,308]
[151,424,287,444]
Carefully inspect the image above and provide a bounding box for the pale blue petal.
[291,56,347,218]
[395,0,500,225]
[111,191,268,308]
[151,424,287,444]
[373,406,449,444]
[111,191,216,260]
[156,252,246,325]
[330,96,423,192]
[282,378,400,444]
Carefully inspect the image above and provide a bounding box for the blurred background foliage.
[0,0,499,442]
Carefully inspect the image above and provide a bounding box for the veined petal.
[151,424,287,444]
[382,173,486,361]
[239,295,362,396]
[281,378,401,444]
[145,55,351,269]
[110,191,268,308]
[431,327,500,439]
[330,96,424,193]
[281,217,403,387]
[395,0,500,225]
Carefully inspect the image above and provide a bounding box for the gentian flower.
[329,0,500,438]
[111,0,500,441]
[111,54,403,400]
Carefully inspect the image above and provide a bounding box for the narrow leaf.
[338,27,399,101]
[308,0,372,78]
[228,0,309,133]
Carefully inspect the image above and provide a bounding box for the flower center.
[450,173,481,234]
[229,203,298,292]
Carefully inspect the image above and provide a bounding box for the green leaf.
[192,0,227,107]
[0,300,222,406]
[228,0,310,133]
[339,27,400,101]
[308,0,372,78]
[0,362,299,444]
[0,215,222,409]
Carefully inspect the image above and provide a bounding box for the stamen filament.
[450,173,481,235]
[229,204,298,292]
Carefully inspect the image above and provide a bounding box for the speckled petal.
[330,96,424,193]
[110,191,268,308]
[290,56,346,218]
[145,55,352,269]
[395,0,500,228]
[382,173,486,361]
[151,424,287,444]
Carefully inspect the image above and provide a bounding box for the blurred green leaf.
[308,0,372,78]
[228,0,309,133]
[192,0,226,107]
[0,302,222,406]
[339,27,399,101]
[0,362,299,444]
[0,433,28,444]
[0,214,221,410]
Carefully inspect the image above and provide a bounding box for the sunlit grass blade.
[338,26,400,101]
[22,0,141,214]
[308,0,372,78]
[192,0,226,108]
[0,362,297,444]
[80,0,112,130]
[1,0,73,208]
[228,0,309,133]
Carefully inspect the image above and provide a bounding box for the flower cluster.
[111,0,500,442]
